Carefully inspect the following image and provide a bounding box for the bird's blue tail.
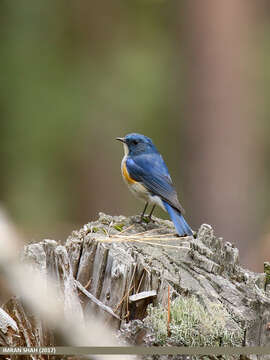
[163,201,193,237]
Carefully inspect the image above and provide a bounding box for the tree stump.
[1,212,270,357]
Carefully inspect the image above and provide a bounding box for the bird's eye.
[132,140,138,145]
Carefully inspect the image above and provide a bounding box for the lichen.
[144,295,244,349]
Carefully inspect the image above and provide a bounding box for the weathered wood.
[129,290,157,303]
[64,213,270,349]
[0,307,19,346]
[75,280,120,320]
[2,297,49,360]
[128,290,157,321]
[0,209,133,360]
[1,212,270,358]
[0,307,18,334]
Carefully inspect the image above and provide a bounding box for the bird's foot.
[140,215,155,224]
[140,216,149,224]
[132,214,155,225]
[146,215,155,223]
[132,215,147,224]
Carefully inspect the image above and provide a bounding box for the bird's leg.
[148,205,156,222]
[140,202,148,222]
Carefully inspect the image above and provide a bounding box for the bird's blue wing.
[126,154,185,214]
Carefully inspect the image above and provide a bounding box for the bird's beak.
[116,137,126,143]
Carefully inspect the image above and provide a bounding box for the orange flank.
[122,161,136,184]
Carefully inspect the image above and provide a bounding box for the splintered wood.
[0,212,270,350]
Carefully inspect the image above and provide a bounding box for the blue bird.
[116,133,193,237]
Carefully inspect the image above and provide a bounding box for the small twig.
[119,228,163,237]
[114,264,137,314]
[75,280,120,320]
[126,288,129,321]
[119,224,135,234]
[136,271,145,294]
[114,285,134,313]
[140,242,189,249]
[104,221,114,237]
[98,236,189,249]
[144,233,175,238]
[167,285,171,337]
[143,265,151,276]
[84,278,91,290]
[123,310,130,320]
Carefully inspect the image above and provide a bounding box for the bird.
[116,133,193,237]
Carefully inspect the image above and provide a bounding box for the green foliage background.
[0,1,184,238]
[1,0,270,272]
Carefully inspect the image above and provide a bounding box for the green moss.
[144,295,244,348]
[91,227,99,233]
[113,223,124,231]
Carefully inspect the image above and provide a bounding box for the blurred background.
[0,0,269,271]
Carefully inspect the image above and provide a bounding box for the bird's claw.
[140,215,155,224]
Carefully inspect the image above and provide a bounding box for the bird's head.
[116,133,156,156]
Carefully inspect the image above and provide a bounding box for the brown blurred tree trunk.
[182,0,262,269]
